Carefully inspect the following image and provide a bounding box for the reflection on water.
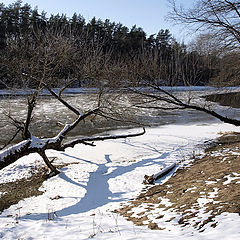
[0,91,240,148]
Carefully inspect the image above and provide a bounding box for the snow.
[205,180,218,185]
[0,153,41,183]
[30,136,49,149]
[0,140,30,162]
[223,174,240,185]
[0,123,240,239]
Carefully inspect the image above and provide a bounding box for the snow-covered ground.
[0,122,239,240]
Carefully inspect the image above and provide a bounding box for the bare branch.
[167,0,240,45]
[182,102,240,126]
[97,110,145,127]
[134,105,186,110]
[0,128,22,151]
[55,108,100,139]
[43,83,81,115]
[38,151,60,175]
[0,127,145,171]
[133,86,240,126]
[3,110,24,130]
[23,93,37,139]
[58,79,77,97]
[129,88,183,106]
[61,128,146,150]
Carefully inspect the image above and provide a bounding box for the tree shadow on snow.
[21,141,179,221]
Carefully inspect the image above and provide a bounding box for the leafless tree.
[168,1,240,86]
[125,0,240,126]
[0,84,145,176]
[0,29,145,176]
[167,0,240,48]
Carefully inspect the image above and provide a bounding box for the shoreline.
[118,131,240,231]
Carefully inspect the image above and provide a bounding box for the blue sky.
[2,0,195,42]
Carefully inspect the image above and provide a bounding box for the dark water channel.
[204,92,240,108]
[0,91,240,149]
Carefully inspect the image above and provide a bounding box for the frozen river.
[0,88,240,148]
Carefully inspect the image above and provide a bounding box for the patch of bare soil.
[0,167,48,213]
[117,132,240,231]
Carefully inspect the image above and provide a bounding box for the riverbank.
[2,87,240,149]
[0,123,239,239]
[204,91,240,108]
[118,131,240,235]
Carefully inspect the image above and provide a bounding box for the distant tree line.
[0,0,236,89]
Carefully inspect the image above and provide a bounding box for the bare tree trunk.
[0,86,145,174]
[0,126,145,172]
[38,151,60,176]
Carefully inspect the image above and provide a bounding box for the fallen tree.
[0,85,145,176]
[0,27,146,176]
[143,162,177,185]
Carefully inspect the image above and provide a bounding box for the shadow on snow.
[20,140,179,221]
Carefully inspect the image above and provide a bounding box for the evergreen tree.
[0,0,214,87]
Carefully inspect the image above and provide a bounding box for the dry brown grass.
[117,132,240,230]
[0,167,47,213]
[0,160,79,213]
